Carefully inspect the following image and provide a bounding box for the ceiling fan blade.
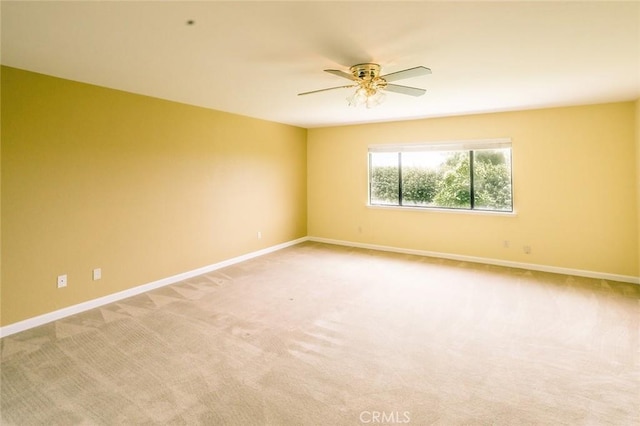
[298,85,356,96]
[324,69,358,81]
[381,66,431,82]
[384,84,426,97]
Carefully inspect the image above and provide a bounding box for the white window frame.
[368,138,514,213]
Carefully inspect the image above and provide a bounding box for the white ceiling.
[2,1,639,128]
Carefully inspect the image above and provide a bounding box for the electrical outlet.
[57,274,67,288]
[257,231,262,239]
[93,268,102,281]
[523,245,532,254]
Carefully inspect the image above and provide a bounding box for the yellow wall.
[308,102,639,278]
[2,65,639,328]
[1,67,307,326]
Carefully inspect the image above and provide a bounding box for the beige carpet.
[1,241,639,425]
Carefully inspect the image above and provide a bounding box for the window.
[369,139,513,212]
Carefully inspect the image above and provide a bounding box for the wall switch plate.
[57,274,67,288]
[92,268,102,281]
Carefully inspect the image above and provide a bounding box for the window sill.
[366,204,518,217]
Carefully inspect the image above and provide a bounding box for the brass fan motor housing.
[349,63,382,80]
[350,63,388,94]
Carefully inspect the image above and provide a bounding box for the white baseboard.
[308,236,640,285]
[0,237,308,338]
[3,235,637,338]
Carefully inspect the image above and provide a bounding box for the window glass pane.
[473,148,513,211]
[370,152,399,205]
[430,151,471,209]
[401,152,445,207]
[401,151,471,209]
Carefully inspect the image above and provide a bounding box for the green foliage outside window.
[369,165,399,204]
[432,152,471,208]
[401,167,439,205]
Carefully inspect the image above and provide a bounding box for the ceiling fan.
[298,63,431,107]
